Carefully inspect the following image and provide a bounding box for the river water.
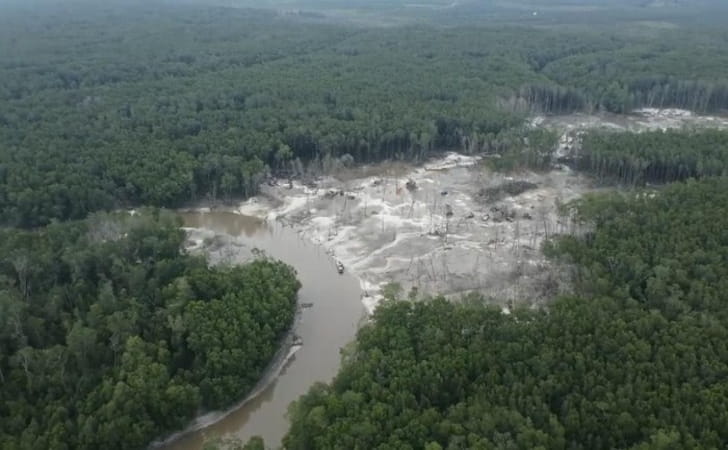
[161,109,728,449]
[164,211,365,450]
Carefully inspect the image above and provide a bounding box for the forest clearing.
[207,109,728,313]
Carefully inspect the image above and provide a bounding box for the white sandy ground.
[207,109,728,314]
[535,108,728,161]
[233,154,590,314]
[154,109,728,448]
[533,108,728,132]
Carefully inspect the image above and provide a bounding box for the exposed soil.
[236,154,592,313]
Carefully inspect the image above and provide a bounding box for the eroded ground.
[232,109,728,313]
[237,158,588,313]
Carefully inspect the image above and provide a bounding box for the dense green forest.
[4,1,728,449]
[201,0,728,28]
[283,178,728,449]
[0,210,300,450]
[578,129,728,184]
[2,1,728,226]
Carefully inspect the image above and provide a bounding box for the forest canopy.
[284,178,728,449]
[2,2,728,226]
[577,128,728,185]
[0,210,300,450]
[3,1,728,449]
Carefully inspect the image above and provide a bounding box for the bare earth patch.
[237,154,592,313]
[232,109,728,313]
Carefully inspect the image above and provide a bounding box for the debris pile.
[478,181,538,202]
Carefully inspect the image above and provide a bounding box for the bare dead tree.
[537,206,551,240]
[427,255,437,282]
[512,218,521,253]
[440,252,451,284]
[529,220,539,249]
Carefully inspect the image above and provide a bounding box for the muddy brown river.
[160,109,728,449]
[163,211,364,450]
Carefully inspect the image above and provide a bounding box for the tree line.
[0,210,300,450]
[2,1,728,449]
[577,129,728,185]
[538,29,728,114]
[282,177,728,449]
[2,2,728,226]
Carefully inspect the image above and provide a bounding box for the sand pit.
[230,109,728,313]
[238,155,591,313]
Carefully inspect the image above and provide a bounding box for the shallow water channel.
[163,211,365,450]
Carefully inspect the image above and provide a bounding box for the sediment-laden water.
[160,213,364,450]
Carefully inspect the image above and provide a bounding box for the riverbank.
[151,332,302,448]
[159,108,728,449]
[160,213,364,450]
